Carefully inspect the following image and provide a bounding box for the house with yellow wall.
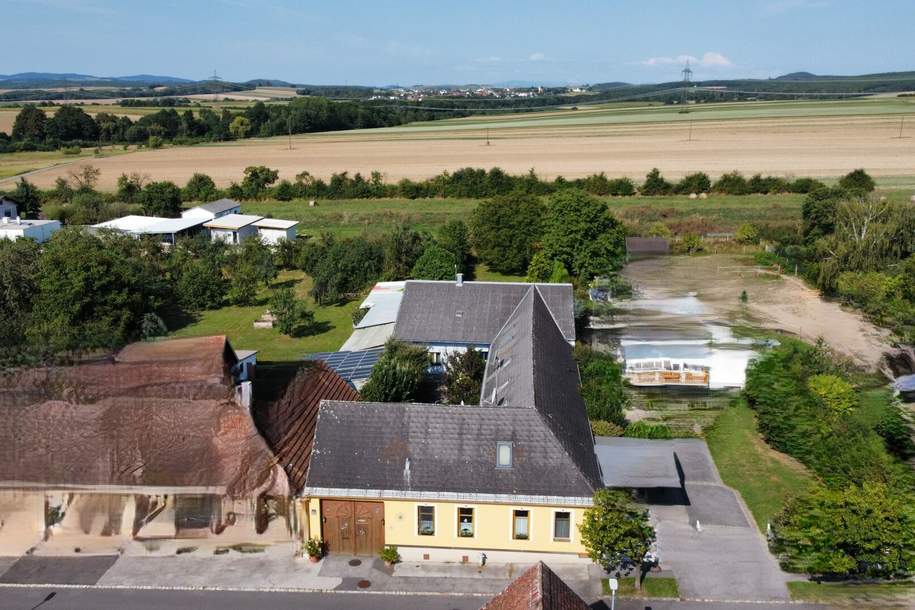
[301,287,603,563]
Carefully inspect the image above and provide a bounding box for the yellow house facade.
[301,288,604,563]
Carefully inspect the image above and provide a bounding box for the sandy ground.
[624,254,894,370]
[8,112,915,189]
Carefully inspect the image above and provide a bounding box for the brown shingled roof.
[256,362,360,495]
[0,337,287,498]
[481,562,590,610]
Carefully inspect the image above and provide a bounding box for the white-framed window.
[553,510,572,541]
[417,505,435,536]
[457,506,474,538]
[496,442,513,468]
[512,509,530,540]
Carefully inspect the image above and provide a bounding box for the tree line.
[745,338,915,579]
[0,97,464,152]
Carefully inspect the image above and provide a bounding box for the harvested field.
[3,97,915,189]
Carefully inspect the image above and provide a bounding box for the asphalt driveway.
[647,439,791,602]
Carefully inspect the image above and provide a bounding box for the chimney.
[456,273,464,287]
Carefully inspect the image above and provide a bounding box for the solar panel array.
[304,347,384,382]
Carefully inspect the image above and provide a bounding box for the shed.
[0,217,60,243]
[253,218,298,245]
[204,214,263,244]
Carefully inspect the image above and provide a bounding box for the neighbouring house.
[304,347,384,390]
[0,336,289,556]
[180,198,242,222]
[254,361,360,536]
[91,199,296,246]
[0,216,61,243]
[0,195,19,218]
[303,287,601,563]
[480,561,590,610]
[93,214,206,245]
[204,214,265,244]
[392,277,575,370]
[253,218,299,245]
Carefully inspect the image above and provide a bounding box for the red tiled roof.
[0,337,287,498]
[481,562,590,610]
[256,362,359,494]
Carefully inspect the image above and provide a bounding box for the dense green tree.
[0,238,41,350]
[171,239,228,311]
[772,483,915,578]
[580,489,656,587]
[11,104,48,141]
[639,168,672,196]
[308,237,384,305]
[525,251,552,283]
[269,286,315,337]
[712,171,750,195]
[28,230,165,351]
[229,116,252,139]
[116,172,146,204]
[548,260,572,283]
[361,339,429,402]
[48,105,98,141]
[382,225,429,280]
[240,165,279,199]
[838,168,876,195]
[11,178,42,218]
[801,187,845,244]
[140,181,183,217]
[541,190,626,279]
[470,192,545,274]
[674,172,711,194]
[183,173,218,202]
[436,220,472,274]
[442,347,485,405]
[574,345,627,424]
[411,244,457,280]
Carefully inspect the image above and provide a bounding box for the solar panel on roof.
[304,348,383,382]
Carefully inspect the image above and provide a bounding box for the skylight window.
[497,442,513,468]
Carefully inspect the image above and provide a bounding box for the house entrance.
[321,500,384,556]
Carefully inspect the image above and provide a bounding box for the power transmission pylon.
[681,59,693,107]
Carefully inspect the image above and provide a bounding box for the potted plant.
[380,545,400,567]
[303,537,323,563]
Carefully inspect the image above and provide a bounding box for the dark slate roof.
[197,198,241,214]
[481,562,590,610]
[305,401,595,499]
[256,362,359,494]
[626,237,669,255]
[481,287,603,491]
[393,280,575,345]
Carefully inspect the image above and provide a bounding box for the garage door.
[322,500,384,556]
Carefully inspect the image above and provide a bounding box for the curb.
[0,582,493,597]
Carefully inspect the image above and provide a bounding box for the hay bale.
[689,193,698,200]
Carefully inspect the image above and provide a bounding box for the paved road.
[0,588,829,610]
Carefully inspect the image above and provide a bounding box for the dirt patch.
[624,254,894,370]
[9,113,915,189]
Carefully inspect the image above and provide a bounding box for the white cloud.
[475,56,503,64]
[529,52,546,62]
[641,51,734,68]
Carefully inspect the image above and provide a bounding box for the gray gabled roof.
[393,280,575,345]
[197,198,241,214]
[481,287,603,491]
[304,401,596,499]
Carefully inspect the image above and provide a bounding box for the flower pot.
[384,560,394,567]
[309,555,320,563]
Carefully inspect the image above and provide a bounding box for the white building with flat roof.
[203,214,263,245]
[0,217,61,243]
[93,215,206,245]
[252,218,298,245]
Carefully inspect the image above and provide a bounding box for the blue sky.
[3,0,914,85]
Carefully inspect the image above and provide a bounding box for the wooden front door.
[322,500,384,556]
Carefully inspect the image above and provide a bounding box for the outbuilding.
[0,217,61,243]
[204,214,263,244]
[253,218,298,244]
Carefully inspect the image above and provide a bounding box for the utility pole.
[681,59,693,107]
[688,120,693,142]
[897,115,906,139]
[485,128,490,146]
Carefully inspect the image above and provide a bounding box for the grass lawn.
[705,400,814,530]
[473,263,526,282]
[0,146,134,182]
[169,270,360,362]
[788,580,915,606]
[602,576,680,599]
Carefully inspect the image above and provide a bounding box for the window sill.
[552,538,571,543]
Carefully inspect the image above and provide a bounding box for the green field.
[603,576,680,599]
[169,270,359,362]
[706,400,815,530]
[0,146,134,180]
[352,97,915,134]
